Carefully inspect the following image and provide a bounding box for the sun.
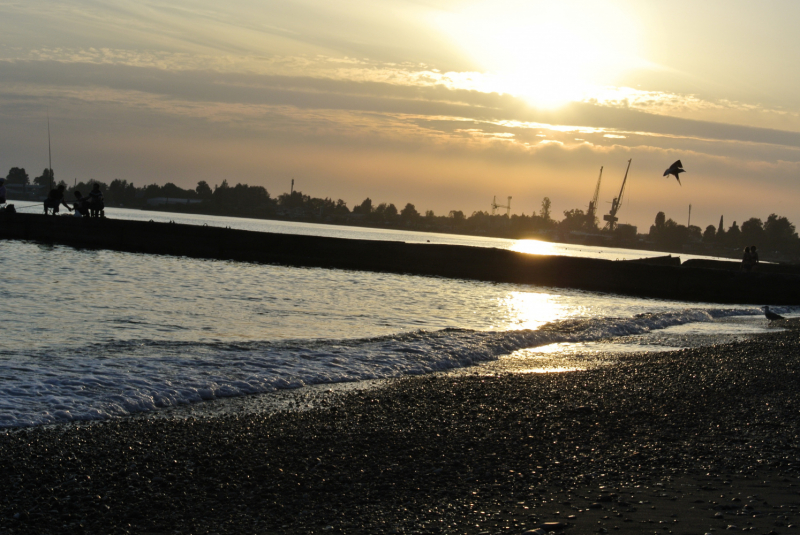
[432,0,642,108]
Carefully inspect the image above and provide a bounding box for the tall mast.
[47,110,53,190]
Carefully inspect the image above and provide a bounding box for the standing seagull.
[664,160,686,185]
[763,306,784,321]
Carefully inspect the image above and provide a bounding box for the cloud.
[4,57,800,156]
[2,52,800,230]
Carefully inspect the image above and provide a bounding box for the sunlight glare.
[509,239,557,256]
[500,290,567,331]
[433,1,643,108]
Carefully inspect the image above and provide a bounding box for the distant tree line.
[5,167,54,188]
[6,167,800,258]
[649,211,800,255]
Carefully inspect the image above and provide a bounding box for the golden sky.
[2,0,799,231]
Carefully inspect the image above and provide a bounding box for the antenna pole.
[47,110,53,191]
[688,204,692,227]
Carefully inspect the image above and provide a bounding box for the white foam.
[0,306,783,428]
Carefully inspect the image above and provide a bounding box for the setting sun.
[432,0,643,108]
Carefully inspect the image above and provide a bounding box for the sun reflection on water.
[509,239,559,256]
[500,290,574,331]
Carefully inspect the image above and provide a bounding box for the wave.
[0,306,774,428]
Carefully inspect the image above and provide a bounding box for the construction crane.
[491,195,512,216]
[586,166,603,228]
[602,159,632,231]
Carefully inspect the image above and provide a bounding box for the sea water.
[0,210,788,427]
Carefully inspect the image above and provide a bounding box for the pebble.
[2,322,800,534]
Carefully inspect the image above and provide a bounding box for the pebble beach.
[2,321,800,535]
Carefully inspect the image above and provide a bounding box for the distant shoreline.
[139,202,755,262]
[6,194,782,263]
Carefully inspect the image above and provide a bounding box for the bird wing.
[676,176,681,186]
[673,160,682,168]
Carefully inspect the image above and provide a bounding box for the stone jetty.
[2,212,799,304]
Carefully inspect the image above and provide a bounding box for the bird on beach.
[664,160,686,185]
[763,306,784,321]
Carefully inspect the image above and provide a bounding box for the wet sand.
[2,322,800,534]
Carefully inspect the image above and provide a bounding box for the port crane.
[491,195,512,216]
[602,159,632,231]
[586,166,603,229]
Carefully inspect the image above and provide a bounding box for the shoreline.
[3,323,800,534]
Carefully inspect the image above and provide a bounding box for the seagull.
[664,160,685,185]
[763,306,784,321]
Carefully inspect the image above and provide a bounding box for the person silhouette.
[741,247,752,272]
[44,184,71,215]
[750,246,759,271]
[72,191,90,217]
[87,183,105,217]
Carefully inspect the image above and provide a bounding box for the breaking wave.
[0,306,775,428]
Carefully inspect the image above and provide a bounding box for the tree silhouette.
[725,221,741,245]
[353,198,373,214]
[703,225,717,242]
[741,218,764,245]
[33,168,54,188]
[196,181,212,199]
[449,210,465,224]
[764,214,797,250]
[400,203,419,221]
[540,197,552,221]
[6,167,29,185]
[560,208,587,231]
[334,199,349,215]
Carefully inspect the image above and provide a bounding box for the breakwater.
[2,212,798,305]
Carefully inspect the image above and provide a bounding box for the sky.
[1,0,800,232]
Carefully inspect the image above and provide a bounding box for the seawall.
[2,213,798,305]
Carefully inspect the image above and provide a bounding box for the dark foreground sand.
[2,323,800,535]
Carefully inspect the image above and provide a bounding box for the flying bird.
[763,306,784,321]
[664,160,685,185]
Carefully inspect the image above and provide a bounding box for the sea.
[0,207,791,428]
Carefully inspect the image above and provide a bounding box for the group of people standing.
[44,183,104,217]
[742,246,759,272]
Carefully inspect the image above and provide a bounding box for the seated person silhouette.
[87,183,105,217]
[750,246,759,271]
[72,191,90,217]
[44,184,71,215]
[741,247,752,272]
